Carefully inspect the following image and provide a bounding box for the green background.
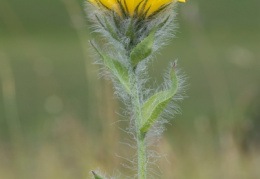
[0,0,260,178]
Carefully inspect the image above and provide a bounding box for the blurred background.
[0,0,260,178]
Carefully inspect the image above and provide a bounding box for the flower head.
[86,0,185,63]
[87,0,185,18]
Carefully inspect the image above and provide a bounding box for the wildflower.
[87,1,186,179]
[86,0,186,58]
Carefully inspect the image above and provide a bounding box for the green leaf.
[92,171,104,179]
[140,63,178,133]
[104,18,119,41]
[157,16,170,30]
[90,42,131,94]
[130,27,156,67]
[126,18,134,40]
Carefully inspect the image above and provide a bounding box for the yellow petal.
[87,0,185,17]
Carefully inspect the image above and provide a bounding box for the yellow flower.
[88,0,185,17]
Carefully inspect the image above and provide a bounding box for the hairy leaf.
[140,63,178,133]
[90,42,131,94]
[130,27,156,67]
[126,18,134,40]
[104,18,119,41]
[92,171,104,179]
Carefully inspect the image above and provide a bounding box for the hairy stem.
[131,71,147,179]
[137,131,146,179]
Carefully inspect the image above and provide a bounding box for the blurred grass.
[0,0,260,178]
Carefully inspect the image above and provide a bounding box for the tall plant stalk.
[86,0,186,178]
[131,71,147,179]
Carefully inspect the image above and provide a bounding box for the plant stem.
[137,131,146,179]
[131,71,147,179]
